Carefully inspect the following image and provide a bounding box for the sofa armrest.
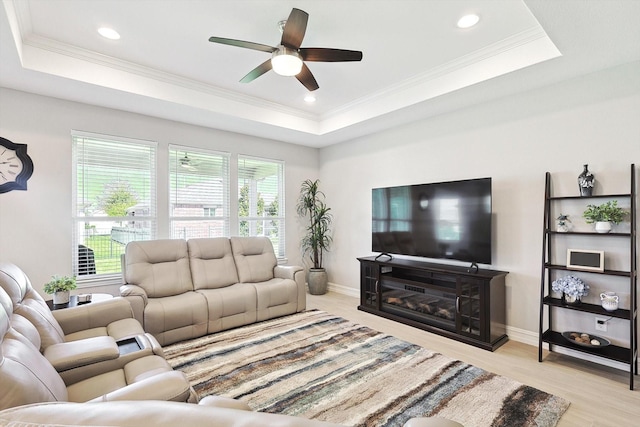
[198,395,251,411]
[44,336,119,372]
[274,265,303,280]
[274,265,306,311]
[52,297,135,335]
[119,284,148,326]
[89,370,193,403]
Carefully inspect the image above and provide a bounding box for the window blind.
[169,145,230,239]
[72,131,157,281]
[238,155,285,258]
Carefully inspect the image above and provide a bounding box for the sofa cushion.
[125,239,194,298]
[230,236,277,283]
[0,262,66,350]
[0,316,68,410]
[198,284,257,333]
[188,238,239,290]
[144,292,208,345]
[253,278,299,322]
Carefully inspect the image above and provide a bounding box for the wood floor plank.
[307,292,639,427]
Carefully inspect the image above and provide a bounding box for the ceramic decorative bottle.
[578,164,594,196]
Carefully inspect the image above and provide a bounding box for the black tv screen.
[372,177,492,264]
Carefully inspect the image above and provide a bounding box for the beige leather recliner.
[0,262,166,384]
[0,262,148,350]
[0,296,195,411]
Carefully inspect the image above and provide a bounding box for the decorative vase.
[53,290,70,305]
[577,164,594,197]
[562,293,581,306]
[308,268,328,295]
[600,292,619,311]
[594,221,612,233]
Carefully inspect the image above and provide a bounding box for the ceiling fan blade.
[300,48,363,62]
[295,63,319,92]
[240,59,273,83]
[281,8,308,49]
[208,36,276,53]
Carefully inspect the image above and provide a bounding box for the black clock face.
[0,136,34,193]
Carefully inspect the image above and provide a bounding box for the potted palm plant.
[296,179,332,295]
[583,200,627,233]
[43,275,77,304]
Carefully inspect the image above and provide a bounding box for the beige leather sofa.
[0,262,167,385]
[0,399,463,427]
[121,236,306,345]
[0,262,146,349]
[0,294,195,411]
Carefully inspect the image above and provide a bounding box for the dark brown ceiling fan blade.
[208,36,276,53]
[281,8,308,49]
[240,59,273,83]
[300,48,363,62]
[295,63,319,92]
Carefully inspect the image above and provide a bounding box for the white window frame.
[72,131,157,286]
[169,145,230,240]
[237,155,285,258]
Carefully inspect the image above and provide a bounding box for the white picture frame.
[566,249,605,272]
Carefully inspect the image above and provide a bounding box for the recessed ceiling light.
[98,27,120,40]
[457,14,480,29]
[304,94,316,103]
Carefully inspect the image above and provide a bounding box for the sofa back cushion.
[124,239,194,298]
[0,304,68,410]
[0,262,65,350]
[230,237,277,283]
[188,238,239,290]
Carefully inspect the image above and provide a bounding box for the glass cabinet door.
[457,278,483,340]
[360,261,378,309]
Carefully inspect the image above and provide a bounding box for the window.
[169,146,230,239]
[238,155,285,257]
[72,132,157,282]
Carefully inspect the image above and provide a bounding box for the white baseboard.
[325,286,630,372]
[326,282,359,298]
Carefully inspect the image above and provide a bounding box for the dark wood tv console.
[358,256,509,351]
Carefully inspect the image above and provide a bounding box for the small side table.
[46,293,113,311]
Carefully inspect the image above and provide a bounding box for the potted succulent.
[43,275,77,304]
[552,275,589,305]
[296,179,332,295]
[583,200,627,233]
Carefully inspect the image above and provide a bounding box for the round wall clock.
[0,136,34,193]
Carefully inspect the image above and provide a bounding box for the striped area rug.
[164,310,569,427]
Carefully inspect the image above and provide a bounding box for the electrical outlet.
[595,317,608,332]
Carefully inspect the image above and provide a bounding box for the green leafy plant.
[296,179,332,269]
[43,275,77,294]
[582,200,627,224]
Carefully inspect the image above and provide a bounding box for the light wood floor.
[307,292,639,427]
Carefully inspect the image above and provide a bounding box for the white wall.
[0,88,319,292]
[319,63,640,342]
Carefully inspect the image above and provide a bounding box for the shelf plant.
[583,200,627,233]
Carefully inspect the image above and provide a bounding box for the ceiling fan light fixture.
[271,46,303,76]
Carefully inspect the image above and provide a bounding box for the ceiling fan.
[179,153,199,171]
[208,8,363,91]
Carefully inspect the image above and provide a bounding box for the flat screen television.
[372,177,492,265]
